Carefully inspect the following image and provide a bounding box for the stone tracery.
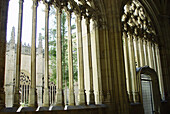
[20,72,31,106]
[122,0,165,103]
[5,0,102,111]
[0,0,169,113]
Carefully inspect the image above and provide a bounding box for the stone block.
[38,106,49,111]
[1,107,18,112]
[50,106,64,110]
[20,107,37,112]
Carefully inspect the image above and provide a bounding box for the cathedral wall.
[21,54,31,75]
[97,0,170,113]
[97,0,129,113]
[120,0,170,113]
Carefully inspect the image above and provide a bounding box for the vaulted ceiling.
[39,0,170,25]
[92,0,170,17]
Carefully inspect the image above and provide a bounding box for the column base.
[99,91,103,104]
[133,92,139,103]
[13,90,20,108]
[78,89,86,105]
[4,84,13,107]
[161,93,165,101]
[88,90,95,105]
[105,91,111,103]
[94,92,99,104]
[68,90,75,106]
[55,89,63,106]
[37,86,43,107]
[128,91,133,102]
[94,91,103,104]
[43,88,49,107]
[28,88,38,108]
[1,107,18,112]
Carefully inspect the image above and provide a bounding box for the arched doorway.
[121,0,165,103]
[141,74,154,114]
[136,66,161,114]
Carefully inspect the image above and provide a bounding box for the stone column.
[76,14,85,105]
[103,24,111,103]
[85,18,95,104]
[29,0,38,108]
[133,35,140,68]
[23,85,25,103]
[127,32,139,103]
[90,20,103,104]
[123,31,133,102]
[0,0,9,110]
[14,0,24,108]
[147,40,154,68]
[55,8,63,106]
[152,42,157,71]
[94,21,103,104]
[155,44,165,100]
[43,3,50,107]
[66,11,75,106]
[138,38,145,67]
[143,38,149,65]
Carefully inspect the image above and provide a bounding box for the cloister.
[0,0,170,114]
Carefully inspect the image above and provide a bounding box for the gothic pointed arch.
[19,70,31,105]
[120,0,163,45]
[121,0,165,103]
[136,66,161,113]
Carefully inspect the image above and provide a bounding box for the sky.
[7,0,77,48]
[7,0,56,46]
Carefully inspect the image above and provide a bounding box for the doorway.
[141,74,154,114]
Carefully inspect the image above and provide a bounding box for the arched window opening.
[121,0,165,103]
[20,72,31,106]
[136,67,161,113]
[5,0,102,111]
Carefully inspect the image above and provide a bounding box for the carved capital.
[45,3,50,12]
[75,14,82,24]
[123,31,128,39]
[19,0,24,4]
[85,16,90,25]
[33,0,38,7]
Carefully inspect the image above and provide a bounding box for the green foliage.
[44,7,77,87]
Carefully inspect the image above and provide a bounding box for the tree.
[44,6,77,88]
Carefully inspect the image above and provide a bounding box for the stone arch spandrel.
[136,66,161,113]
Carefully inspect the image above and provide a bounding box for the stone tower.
[9,27,15,49]
[5,26,16,107]
[5,28,45,107]
[36,33,44,106]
